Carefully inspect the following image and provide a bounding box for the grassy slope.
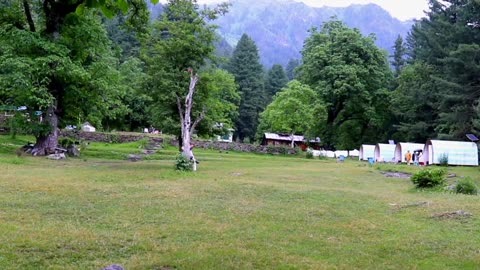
[0,135,480,269]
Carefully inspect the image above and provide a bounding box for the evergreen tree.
[390,63,439,142]
[264,64,288,103]
[391,35,406,78]
[227,34,265,142]
[298,20,393,149]
[285,58,300,81]
[406,0,480,140]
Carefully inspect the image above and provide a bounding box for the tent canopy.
[423,140,478,166]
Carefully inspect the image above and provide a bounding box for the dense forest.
[0,0,479,153]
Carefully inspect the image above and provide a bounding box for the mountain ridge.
[148,1,414,67]
[213,1,414,67]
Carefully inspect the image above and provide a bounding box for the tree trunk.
[178,71,203,171]
[177,134,183,152]
[291,133,295,148]
[31,106,59,156]
[31,0,78,156]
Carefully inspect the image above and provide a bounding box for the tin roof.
[264,132,304,142]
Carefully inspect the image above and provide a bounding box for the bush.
[411,168,447,188]
[305,150,314,159]
[455,177,478,195]
[318,153,327,160]
[438,153,449,166]
[59,137,75,148]
[175,153,193,171]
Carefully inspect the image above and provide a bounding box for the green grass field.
[1,135,480,269]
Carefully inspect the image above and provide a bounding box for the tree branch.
[191,107,207,133]
[22,0,36,32]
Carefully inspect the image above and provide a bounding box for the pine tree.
[285,58,300,81]
[406,0,480,140]
[391,35,406,78]
[264,64,288,103]
[227,34,265,142]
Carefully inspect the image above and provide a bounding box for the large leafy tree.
[297,20,393,150]
[194,69,240,136]
[0,0,150,155]
[264,64,288,103]
[144,0,232,169]
[227,33,265,142]
[256,80,326,147]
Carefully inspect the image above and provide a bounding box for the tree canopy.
[297,20,393,149]
[256,80,325,146]
[393,0,480,141]
[264,64,288,103]
[227,33,265,142]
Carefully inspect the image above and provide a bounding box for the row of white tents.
[359,140,479,166]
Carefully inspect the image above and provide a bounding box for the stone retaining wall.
[60,131,298,155]
[170,139,299,155]
[60,131,157,144]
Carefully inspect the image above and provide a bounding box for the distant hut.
[423,140,478,166]
[262,132,321,150]
[359,144,375,161]
[81,122,96,132]
[374,143,396,162]
[394,143,425,163]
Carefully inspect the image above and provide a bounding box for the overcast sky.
[295,0,430,21]
[172,0,431,21]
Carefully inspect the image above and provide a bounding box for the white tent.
[359,144,375,161]
[334,150,348,158]
[310,150,335,158]
[395,143,425,163]
[423,140,479,166]
[374,143,396,162]
[349,149,360,157]
[81,122,96,132]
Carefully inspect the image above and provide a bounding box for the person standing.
[405,150,412,165]
[413,151,419,166]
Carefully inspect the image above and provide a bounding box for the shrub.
[455,177,478,195]
[411,168,447,188]
[175,153,193,171]
[438,153,449,166]
[266,145,276,155]
[137,138,149,149]
[306,150,314,159]
[277,146,289,155]
[318,153,327,160]
[59,137,75,148]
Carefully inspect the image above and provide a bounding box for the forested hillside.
[212,0,413,67]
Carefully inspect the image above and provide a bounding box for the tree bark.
[31,106,59,156]
[179,70,202,171]
[30,0,79,156]
[23,0,36,32]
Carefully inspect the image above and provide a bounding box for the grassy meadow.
[1,135,480,269]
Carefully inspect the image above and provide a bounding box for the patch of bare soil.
[390,201,430,211]
[431,210,472,219]
[381,171,412,179]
